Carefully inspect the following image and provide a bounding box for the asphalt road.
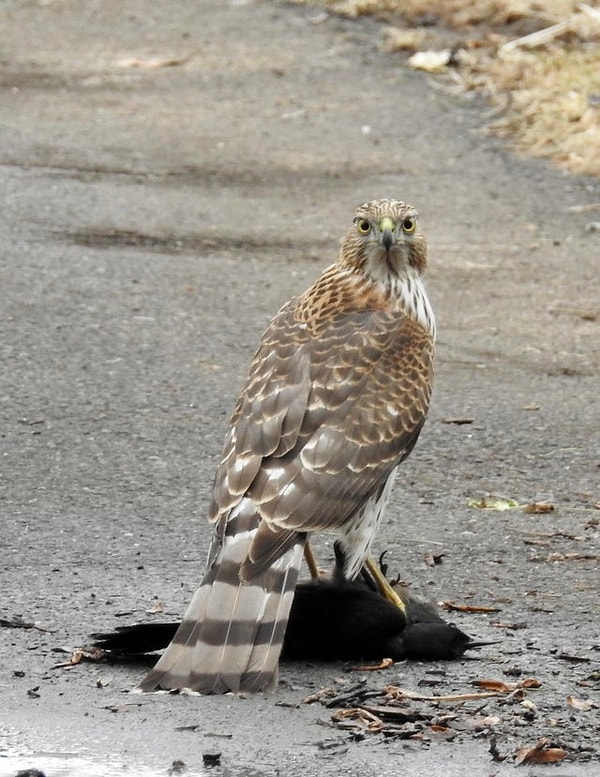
[1,1,599,775]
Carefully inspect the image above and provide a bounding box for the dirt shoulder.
[1,1,598,775]
[305,0,600,175]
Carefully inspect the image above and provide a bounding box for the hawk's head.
[339,199,427,282]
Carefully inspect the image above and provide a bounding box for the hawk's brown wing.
[210,286,433,568]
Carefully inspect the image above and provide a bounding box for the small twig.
[0,615,54,633]
[383,685,501,703]
[500,18,573,54]
[579,3,600,24]
[439,601,501,614]
[501,4,600,54]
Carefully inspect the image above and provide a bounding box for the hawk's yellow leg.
[365,556,407,615]
[305,542,407,617]
[303,542,320,580]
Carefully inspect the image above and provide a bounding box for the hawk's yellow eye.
[402,217,416,233]
[356,218,371,235]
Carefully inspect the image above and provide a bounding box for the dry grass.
[472,47,600,175]
[298,0,600,176]
[314,0,577,27]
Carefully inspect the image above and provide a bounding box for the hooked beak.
[380,216,394,251]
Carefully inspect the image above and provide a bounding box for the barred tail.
[137,527,304,694]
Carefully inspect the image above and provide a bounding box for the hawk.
[139,199,436,694]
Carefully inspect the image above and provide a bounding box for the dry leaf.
[423,551,444,567]
[471,715,501,729]
[514,737,567,765]
[352,657,394,671]
[473,679,513,693]
[304,688,335,704]
[522,501,554,514]
[468,497,519,511]
[489,620,528,630]
[521,678,542,689]
[520,699,536,711]
[407,49,452,73]
[114,56,190,69]
[473,677,540,693]
[331,707,384,732]
[51,647,105,669]
[566,694,596,711]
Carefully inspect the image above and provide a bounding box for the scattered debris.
[305,672,595,762]
[423,551,444,567]
[202,751,222,767]
[489,734,507,762]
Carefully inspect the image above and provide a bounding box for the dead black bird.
[91,579,496,663]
